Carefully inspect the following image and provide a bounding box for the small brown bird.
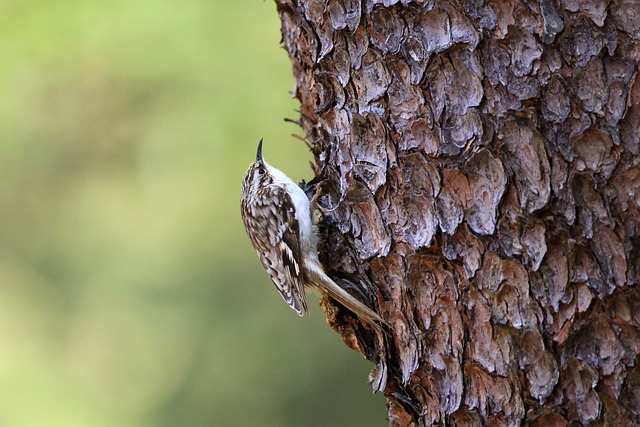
[240,139,386,332]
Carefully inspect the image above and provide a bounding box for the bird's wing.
[257,186,308,315]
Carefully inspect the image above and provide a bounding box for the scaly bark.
[276,0,640,425]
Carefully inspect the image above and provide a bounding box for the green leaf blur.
[0,1,385,426]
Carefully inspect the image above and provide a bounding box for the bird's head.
[242,138,274,193]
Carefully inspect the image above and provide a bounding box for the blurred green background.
[0,1,386,426]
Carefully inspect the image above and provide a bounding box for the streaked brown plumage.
[240,139,386,332]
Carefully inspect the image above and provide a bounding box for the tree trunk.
[275,0,640,425]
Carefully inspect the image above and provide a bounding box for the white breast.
[265,162,319,263]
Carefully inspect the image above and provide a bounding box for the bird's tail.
[305,262,387,333]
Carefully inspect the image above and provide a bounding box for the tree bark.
[275,1,640,425]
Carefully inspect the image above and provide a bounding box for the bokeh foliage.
[0,1,385,426]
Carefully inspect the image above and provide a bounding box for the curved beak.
[256,138,264,162]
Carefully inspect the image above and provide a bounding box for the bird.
[240,138,386,332]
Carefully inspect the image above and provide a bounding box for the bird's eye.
[258,168,265,175]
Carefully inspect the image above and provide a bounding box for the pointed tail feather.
[305,263,387,333]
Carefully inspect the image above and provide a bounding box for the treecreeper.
[240,138,388,335]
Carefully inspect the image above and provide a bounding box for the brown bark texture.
[275,0,640,426]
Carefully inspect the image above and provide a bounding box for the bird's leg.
[309,185,323,211]
[298,176,324,210]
